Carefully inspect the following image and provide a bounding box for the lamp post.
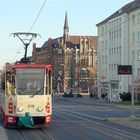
[69,48,76,89]
[60,63,70,92]
[77,49,80,93]
[69,62,74,88]
[130,50,135,119]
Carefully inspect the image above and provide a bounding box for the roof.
[64,12,69,30]
[36,48,41,52]
[96,0,140,26]
[39,35,97,51]
[41,37,62,50]
[69,36,98,50]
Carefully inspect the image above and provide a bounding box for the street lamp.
[66,48,76,89]
[130,50,140,119]
[130,50,135,119]
[60,63,70,92]
[76,49,80,94]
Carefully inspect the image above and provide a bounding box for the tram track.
[18,130,28,140]
[0,99,139,140]
[39,128,55,140]
[53,106,140,140]
[0,115,54,140]
[17,128,54,140]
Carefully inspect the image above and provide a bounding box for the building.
[96,0,140,102]
[32,12,98,93]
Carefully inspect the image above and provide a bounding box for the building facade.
[96,0,140,102]
[32,13,98,93]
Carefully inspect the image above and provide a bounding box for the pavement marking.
[106,117,140,121]
[53,106,140,139]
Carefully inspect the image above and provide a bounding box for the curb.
[106,117,140,121]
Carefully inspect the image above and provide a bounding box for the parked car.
[119,92,131,101]
[63,91,73,98]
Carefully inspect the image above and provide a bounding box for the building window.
[119,47,121,54]
[138,13,140,24]
[117,30,119,38]
[111,64,113,71]
[138,31,140,42]
[102,27,104,33]
[132,15,135,25]
[65,58,70,66]
[138,68,140,77]
[114,31,116,39]
[85,57,88,66]
[114,64,115,71]
[132,32,135,43]
[105,55,107,64]
[112,31,114,40]
[109,32,111,40]
[114,48,116,54]
[119,28,121,38]
[101,55,104,64]
[82,41,84,53]
[102,41,104,49]
[138,50,140,60]
[105,40,107,49]
[86,41,89,50]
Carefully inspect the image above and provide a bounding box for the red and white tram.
[0,63,52,128]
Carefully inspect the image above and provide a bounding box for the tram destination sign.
[118,65,132,75]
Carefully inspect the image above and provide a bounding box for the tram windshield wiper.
[31,86,44,98]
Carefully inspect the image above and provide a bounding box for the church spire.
[63,12,69,44]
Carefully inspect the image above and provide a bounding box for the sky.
[0,0,133,68]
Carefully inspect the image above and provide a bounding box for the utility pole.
[69,48,75,89]
[10,32,40,63]
[77,49,80,93]
[130,50,135,119]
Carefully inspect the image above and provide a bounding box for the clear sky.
[0,0,133,68]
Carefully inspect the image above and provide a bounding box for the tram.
[0,63,52,128]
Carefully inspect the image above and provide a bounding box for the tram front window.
[16,68,45,95]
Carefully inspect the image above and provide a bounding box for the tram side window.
[6,72,16,95]
[1,81,5,91]
[6,79,11,95]
[11,75,15,85]
[1,73,5,91]
[46,74,49,95]
[6,71,12,95]
[11,75,16,94]
[45,70,52,95]
[49,71,52,95]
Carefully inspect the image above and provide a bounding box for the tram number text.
[28,104,34,108]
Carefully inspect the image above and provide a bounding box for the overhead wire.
[17,0,47,59]
[28,0,47,33]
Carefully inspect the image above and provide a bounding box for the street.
[0,96,140,140]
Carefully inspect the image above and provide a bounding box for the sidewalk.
[59,94,140,130]
[107,118,140,130]
[72,94,140,109]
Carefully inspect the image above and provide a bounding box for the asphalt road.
[0,96,140,140]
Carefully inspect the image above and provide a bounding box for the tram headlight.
[18,107,24,112]
[38,107,43,112]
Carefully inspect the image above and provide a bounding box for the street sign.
[118,65,132,75]
[57,76,62,81]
